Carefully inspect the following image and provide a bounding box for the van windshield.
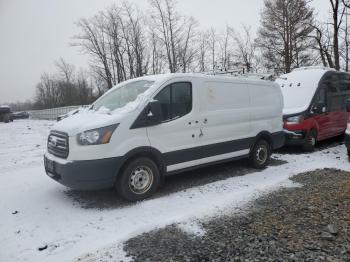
[93,80,155,111]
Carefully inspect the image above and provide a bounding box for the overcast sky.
[0,0,330,103]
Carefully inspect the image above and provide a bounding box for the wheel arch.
[250,131,273,152]
[116,147,166,179]
[305,118,320,140]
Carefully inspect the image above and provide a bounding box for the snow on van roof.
[292,66,336,72]
[276,67,330,115]
[139,73,275,86]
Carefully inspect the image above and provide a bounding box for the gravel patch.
[124,168,350,261]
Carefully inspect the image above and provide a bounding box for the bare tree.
[257,0,314,73]
[149,0,198,73]
[311,23,335,68]
[328,0,346,70]
[149,29,165,74]
[209,28,218,71]
[54,58,75,83]
[218,26,231,71]
[34,62,95,109]
[231,25,256,73]
[74,14,114,89]
[339,1,350,71]
[122,3,148,77]
[149,0,179,72]
[197,31,210,72]
[178,16,198,72]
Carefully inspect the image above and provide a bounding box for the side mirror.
[313,101,326,114]
[147,100,163,125]
[346,99,350,112]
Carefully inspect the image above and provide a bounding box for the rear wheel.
[302,130,317,152]
[250,139,271,169]
[116,157,161,202]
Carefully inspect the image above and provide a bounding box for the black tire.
[302,130,317,152]
[116,157,161,202]
[250,139,271,169]
[347,149,350,157]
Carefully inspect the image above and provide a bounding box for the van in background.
[0,105,13,123]
[276,67,350,151]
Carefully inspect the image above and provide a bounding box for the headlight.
[285,115,303,125]
[77,124,119,146]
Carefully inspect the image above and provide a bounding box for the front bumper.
[283,129,306,146]
[44,154,123,190]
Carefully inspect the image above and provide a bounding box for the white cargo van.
[44,73,284,201]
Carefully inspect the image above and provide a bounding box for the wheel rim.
[129,166,154,195]
[310,136,316,146]
[256,145,268,165]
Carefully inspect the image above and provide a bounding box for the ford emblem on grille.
[49,136,58,147]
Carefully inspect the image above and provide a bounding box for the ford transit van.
[44,73,284,201]
[276,67,350,151]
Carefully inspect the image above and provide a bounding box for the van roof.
[137,73,273,86]
[276,67,331,115]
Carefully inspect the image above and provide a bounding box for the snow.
[176,220,206,237]
[275,68,330,115]
[54,110,118,136]
[1,120,350,262]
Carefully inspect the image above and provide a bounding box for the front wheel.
[250,139,271,169]
[116,157,161,202]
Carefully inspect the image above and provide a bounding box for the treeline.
[29,0,350,110]
[33,59,96,109]
[71,0,261,89]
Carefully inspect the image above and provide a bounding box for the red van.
[276,67,350,151]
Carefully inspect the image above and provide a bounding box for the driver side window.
[315,86,326,104]
[154,82,192,122]
[311,86,327,114]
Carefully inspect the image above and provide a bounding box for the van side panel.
[249,83,283,136]
[200,81,251,145]
[166,80,283,173]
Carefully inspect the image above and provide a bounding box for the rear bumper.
[44,154,122,190]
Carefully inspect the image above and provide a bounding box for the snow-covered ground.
[1,120,349,262]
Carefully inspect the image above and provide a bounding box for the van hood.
[276,68,328,117]
[52,110,127,136]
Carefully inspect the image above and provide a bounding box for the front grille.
[47,131,69,159]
